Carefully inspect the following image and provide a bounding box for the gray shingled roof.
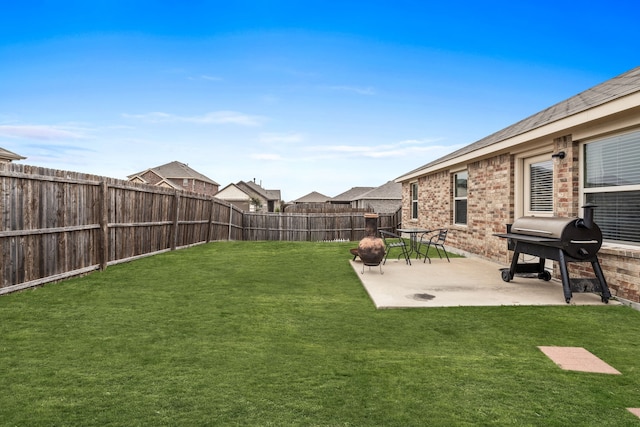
[400,66,640,178]
[239,180,281,201]
[330,186,375,202]
[129,161,219,185]
[266,189,281,201]
[356,181,401,200]
[293,191,330,203]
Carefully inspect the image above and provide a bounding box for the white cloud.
[188,74,223,81]
[304,138,455,160]
[122,111,266,126]
[325,85,376,95]
[121,112,172,123]
[316,145,368,153]
[252,153,283,160]
[0,124,88,140]
[258,132,305,143]
[200,75,223,81]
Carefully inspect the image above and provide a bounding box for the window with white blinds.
[529,160,553,212]
[584,129,640,245]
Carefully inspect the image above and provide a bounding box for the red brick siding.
[141,170,162,185]
[466,154,514,261]
[401,139,640,302]
[570,246,640,302]
[553,135,579,217]
[402,153,513,261]
[167,178,218,196]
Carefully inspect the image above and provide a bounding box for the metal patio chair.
[418,229,450,262]
[380,230,411,265]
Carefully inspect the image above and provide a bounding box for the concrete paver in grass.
[538,346,621,374]
[627,408,640,419]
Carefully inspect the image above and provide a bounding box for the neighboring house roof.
[239,180,281,201]
[330,187,375,203]
[215,183,250,201]
[0,147,26,161]
[356,181,401,200]
[128,161,219,187]
[397,66,640,181]
[293,191,330,203]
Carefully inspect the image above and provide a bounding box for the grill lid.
[507,214,602,260]
[511,217,577,239]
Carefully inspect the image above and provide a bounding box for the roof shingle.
[400,66,640,178]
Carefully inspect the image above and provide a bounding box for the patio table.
[397,228,432,262]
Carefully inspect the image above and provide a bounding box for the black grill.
[495,204,611,303]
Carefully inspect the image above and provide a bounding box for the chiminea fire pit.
[495,204,611,303]
[357,213,385,274]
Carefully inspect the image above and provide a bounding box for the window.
[584,129,640,245]
[525,157,553,215]
[410,182,418,219]
[454,171,468,225]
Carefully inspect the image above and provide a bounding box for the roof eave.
[396,90,640,182]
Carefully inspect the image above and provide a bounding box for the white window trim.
[453,170,468,226]
[523,153,554,217]
[514,147,553,219]
[410,181,419,220]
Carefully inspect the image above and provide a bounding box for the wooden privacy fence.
[0,163,243,294]
[0,163,400,294]
[242,211,398,242]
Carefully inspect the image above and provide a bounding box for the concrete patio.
[350,255,620,309]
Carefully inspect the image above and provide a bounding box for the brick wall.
[401,144,640,303]
[164,178,217,196]
[553,135,579,217]
[141,170,162,185]
[467,154,514,260]
[136,172,218,196]
[402,154,513,261]
[597,247,640,302]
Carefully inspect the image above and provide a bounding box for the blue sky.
[1,1,638,201]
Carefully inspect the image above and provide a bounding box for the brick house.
[396,66,640,303]
[127,161,219,196]
[215,179,282,212]
[330,187,375,207]
[329,181,402,213]
[353,181,402,213]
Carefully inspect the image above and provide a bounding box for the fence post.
[99,181,109,270]
[228,205,233,241]
[171,191,180,250]
[206,198,214,243]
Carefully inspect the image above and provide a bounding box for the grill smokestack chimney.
[579,204,597,229]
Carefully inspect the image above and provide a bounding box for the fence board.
[240,211,398,242]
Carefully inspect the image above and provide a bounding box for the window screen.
[585,131,640,188]
[584,129,640,245]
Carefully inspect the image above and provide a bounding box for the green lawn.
[1,241,640,426]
